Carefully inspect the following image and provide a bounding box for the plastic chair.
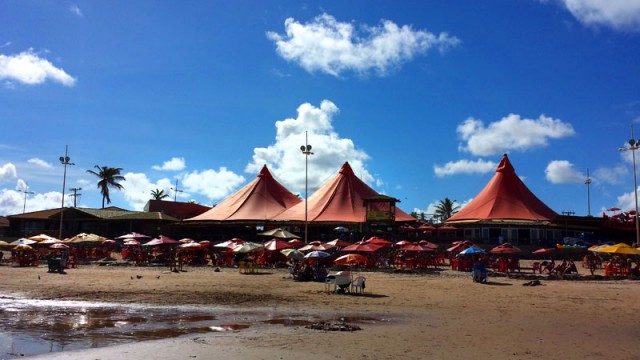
[351,276,366,294]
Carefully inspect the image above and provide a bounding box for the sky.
[1,0,640,220]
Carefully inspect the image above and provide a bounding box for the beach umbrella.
[102,239,117,246]
[418,240,439,249]
[342,242,383,252]
[459,247,485,255]
[398,224,416,232]
[334,253,367,265]
[326,239,352,247]
[50,243,69,249]
[446,242,471,253]
[14,244,33,251]
[532,248,556,255]
[490,243,522,254]
[123,239,141,246]
[364,237,393,246]
[199,240,211,247]
[395,240,413,246]
[298,243,333,252]
[437,225,458,232]
[39,237,63,245]
[115,232,151,240]
[179,238,195,244]
[10,238,38,246]
[400,244,435,252]
[179,242,203,249]
[333,226,349,232]
[66,233,107,244]
[232,242,264,253]
[596,243,640,256]
[257,228,301,239]
[143,236,179,246]
[287,239,304,248]
[264,238,293,251]
[28,234,59,242]
[304,251,331,259]
[416,224,436,232]
[0,240,9,247]
[215,239,245,249]
[280,248,305,260]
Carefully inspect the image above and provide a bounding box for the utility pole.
[20,183,34,214]
[69,187,82,208]
[171,179,183,202]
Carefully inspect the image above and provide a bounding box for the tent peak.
[339,162,355,176]
[496,154,514,174]
[258,165,272,178]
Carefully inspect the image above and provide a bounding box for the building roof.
[447,154,558,223]
[144,200,210,220]
[273,162,415,223]
[186,165,302,222]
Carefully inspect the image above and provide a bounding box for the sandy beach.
[1,263,639,360]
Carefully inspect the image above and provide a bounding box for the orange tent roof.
[447,154,558,223]
[186,165,301,221]
[273,162,415,223]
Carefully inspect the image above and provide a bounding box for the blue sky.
[1,1,640,220]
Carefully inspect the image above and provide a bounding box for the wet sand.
[1,264,639,360]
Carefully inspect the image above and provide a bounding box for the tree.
[434,198,460,221]
[86,165,126,208]
[151,189,169,201]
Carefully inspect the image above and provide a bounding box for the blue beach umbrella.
[459,247,485,255]
[304,251,331,258]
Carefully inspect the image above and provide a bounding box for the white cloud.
[545,160,586,184]
[616,186,639,212]
[0,163,17,181]
[245,100,374,196]
[0,49,76,87]
[433,159,497,177]
[593,165,627,185]
[413,198,472,222]
[121,172,175,211]
[556,0,640,31]
[457,114,575,156]
[27,158,53,169]
[267,13,460,77]
[69,4,83,17]
[0,178,63,216]
[152,157,186,171]
[182,168,245,203]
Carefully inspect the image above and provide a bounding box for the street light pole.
[585,168,592,217]
[59,145,75,240]
[300,131,313,244]
[619,126,640,247]
[69,187,82,208]
[20,183,34,214]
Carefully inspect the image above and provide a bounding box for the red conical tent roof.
[273,162,415,223]
[186,165,301,221]
[447,154,558,223]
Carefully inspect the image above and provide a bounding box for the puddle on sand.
[0,297,393,359]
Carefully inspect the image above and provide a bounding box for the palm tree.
[150,189,169,201]
[86,165,126,208]
[434,198,460,222]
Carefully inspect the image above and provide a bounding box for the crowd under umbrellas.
[5,227,640,282]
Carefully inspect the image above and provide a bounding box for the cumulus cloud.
[457,114,575,157]
[545,160,587,184]
[0,49,76,87]
[593,165,627,185]
[69,4,83,17]
[27,158,53,169]
[152,157,186,171]
[555,0,640,31]
[121,172,175,211]
[433,159,497,177]
[245,100,374,196]
[266,13,460,77]
[182,168,245,203]
[616,186,639,212]
[0,163,17,181]
[0,178,63,216]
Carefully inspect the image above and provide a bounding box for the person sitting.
[472,261,488,283]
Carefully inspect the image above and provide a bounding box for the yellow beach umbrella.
[596,243,640,256]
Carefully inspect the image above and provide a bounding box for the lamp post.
[619,127,640,247]
[585,168,592,217]
[59,145,74,240]
[20,183,34,214]
[300,131,313,244]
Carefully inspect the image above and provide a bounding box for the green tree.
[434,198,460,221]
[150,188,169,201]
[86,165,126,208]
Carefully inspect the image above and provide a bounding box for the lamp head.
[59,156,64,163]
[300,145,306,152]
[306,145,312,151]
[630,139,637,147]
